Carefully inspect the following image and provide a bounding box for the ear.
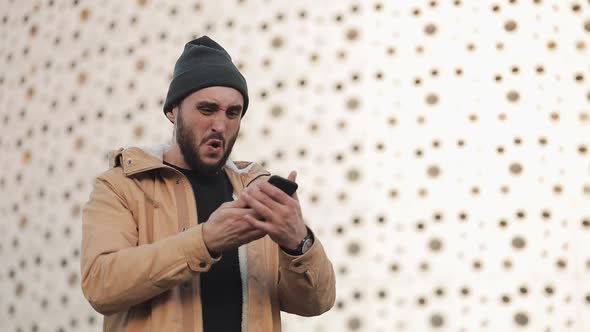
[166,107,177,124]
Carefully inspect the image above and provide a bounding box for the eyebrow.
[196,101,243,113]
[196,101,219,110]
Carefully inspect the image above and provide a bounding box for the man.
[80,36,336,331]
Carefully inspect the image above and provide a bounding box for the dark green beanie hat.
[163,36,249,117]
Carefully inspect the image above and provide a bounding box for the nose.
[210,112,226,133]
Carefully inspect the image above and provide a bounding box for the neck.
[163,144,191,170]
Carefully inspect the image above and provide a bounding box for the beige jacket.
[81,145,336,332]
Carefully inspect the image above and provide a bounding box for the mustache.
[201,133,225,145]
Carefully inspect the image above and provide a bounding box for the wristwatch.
[282,228,314,256]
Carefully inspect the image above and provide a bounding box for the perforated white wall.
[1,0,590,331]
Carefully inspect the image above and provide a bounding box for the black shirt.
[165,162,242,332]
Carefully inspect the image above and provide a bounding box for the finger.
[223,198,248,209]
[287,170,297,182]
[250,185,285,211]
[244,214,274,233]
[239,208,265,221]
[286,171,301,199]
[230,207,259,217]
[242,193,276,220]
[260,181,295,206]
[287,171,299,199]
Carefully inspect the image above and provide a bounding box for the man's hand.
[202,199,267,255]
[241,171,308,250]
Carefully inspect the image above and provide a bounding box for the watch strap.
[282,227,313,256]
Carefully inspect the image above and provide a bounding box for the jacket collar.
[108,144,251,176]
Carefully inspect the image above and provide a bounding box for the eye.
[227,109,241,118]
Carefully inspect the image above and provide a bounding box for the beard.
[175,109,238,175]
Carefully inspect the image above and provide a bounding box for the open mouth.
[206,139,223,149]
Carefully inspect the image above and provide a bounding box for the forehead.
[184,86,244,107]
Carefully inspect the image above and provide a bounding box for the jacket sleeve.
[80,175,219,315]
[276,229,336,316]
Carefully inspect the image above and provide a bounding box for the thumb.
[224,197,248,209]
[287,170,300,200]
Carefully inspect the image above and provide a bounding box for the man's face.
[171,86,243,174]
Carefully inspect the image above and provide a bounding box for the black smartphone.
[268,175,298,196]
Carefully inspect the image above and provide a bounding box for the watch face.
[301,238,313,253]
